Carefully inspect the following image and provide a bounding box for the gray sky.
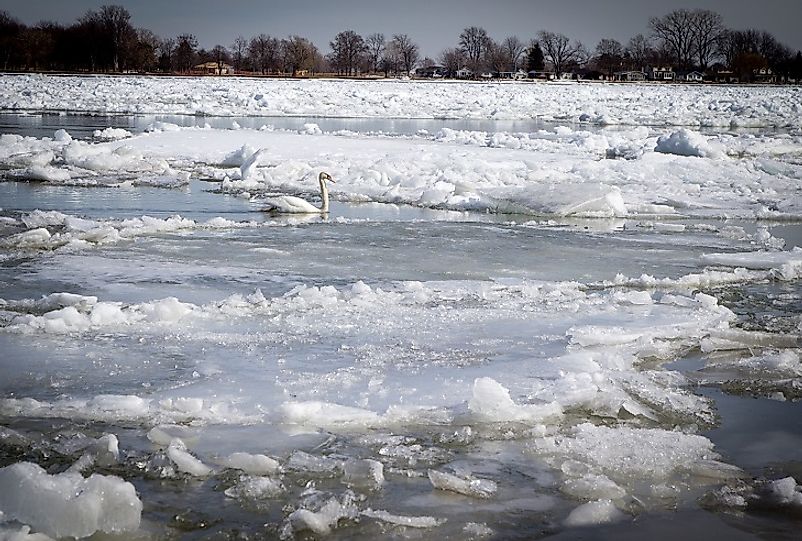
[3,0,801,58]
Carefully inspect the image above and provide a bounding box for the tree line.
[1,5,800,82]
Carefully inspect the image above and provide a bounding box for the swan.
[261,172,336,214]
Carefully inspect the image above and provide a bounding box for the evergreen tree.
[526,42,544,72]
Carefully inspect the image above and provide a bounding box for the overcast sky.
[3,0,801,58]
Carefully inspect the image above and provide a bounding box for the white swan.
[262,172,335,214]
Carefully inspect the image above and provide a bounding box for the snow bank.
[0,462,142,539]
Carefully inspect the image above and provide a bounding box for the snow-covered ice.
[1,75,800,128]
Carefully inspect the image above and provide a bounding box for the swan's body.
[262,172,335,214]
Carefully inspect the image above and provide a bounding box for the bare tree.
[157,37,175,72]
[501,35,525,72]
[690,9,724,70]
[459,26,489,73]
[211,44,229,74]
[174,33,197,72]
[391,34,419,74]
[0,11,25,70]
[380,46,399,76]
[365,33,385,73]
[282,35,315,76]
[594,38,623,77]
[131,28,158,71]
[484,39,508,74]
[649,9,696,69]
[248,34,280,74]
[329,30,366,76]
[98,5,134,71]
[537,31,579,78]
[439,47,465,75]
[625,34,652,70]
[230,35,247,72]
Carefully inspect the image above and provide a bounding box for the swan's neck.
[319,178,329,213]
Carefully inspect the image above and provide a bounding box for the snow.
[0,462,142,539]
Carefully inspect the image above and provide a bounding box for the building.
[647,66,675,81]
[614,71,647,82]
[677,71,704,83]
[415,65,447,78]
[193,61,233,75]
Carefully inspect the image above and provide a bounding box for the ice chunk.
[755,477,802,507]
[220,144,257,167]
[531,423,721,484]
[342,459,384,489]
[427,469,497,499]
[655,129,723,158]
[701,328,801,352]
[463,522,494,537]
[287,495,357,535]
[361,509,445,528]
[0,462,142,539]
[561,474,627,500]
[564,499,626,527]
[166,438,212,477]
[146,424,197,446]
[92,127,132,141]
[287,450,343,476]
[0,525,54,541]
[279,400,380,427]
[224,476,284,500]
[219,452,280,475]
[69,434,120,473]
[26,165,71,182]
[468,377,562,423]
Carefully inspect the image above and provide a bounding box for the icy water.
[1,115,801,540]
[0,112,561,140]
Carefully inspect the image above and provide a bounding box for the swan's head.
[319,171,335,183]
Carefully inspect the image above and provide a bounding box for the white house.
[614,71,647,82]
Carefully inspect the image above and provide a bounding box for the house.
[455,68,473,79]
[527,70,554,80]
[415,65,447,78]
[677,71,704,83]
[497,70,528,80]
[614,70,647,82]
[647,66,675,81]
[753,67,775,83]
[193,61,232,75]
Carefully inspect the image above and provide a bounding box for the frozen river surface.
[0,77,801,540]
